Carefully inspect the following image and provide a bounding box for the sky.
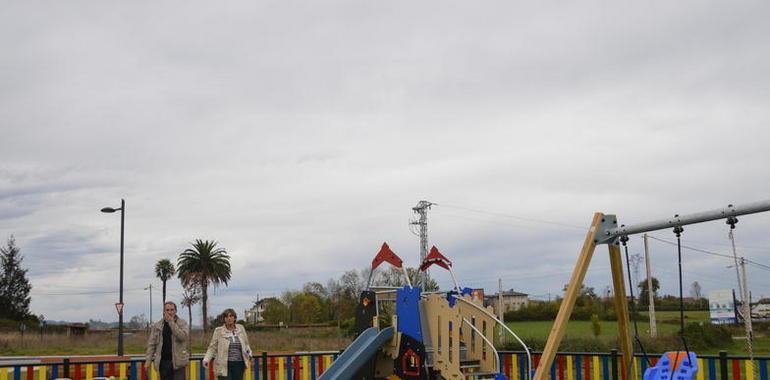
[1,1,770,324]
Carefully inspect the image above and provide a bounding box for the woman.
[203,309,253,380]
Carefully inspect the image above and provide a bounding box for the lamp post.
[101,199,125,356]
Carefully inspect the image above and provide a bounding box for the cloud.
[0,0,769,322]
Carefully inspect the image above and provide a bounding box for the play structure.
[321,199,770,380]
[319,243,532,380]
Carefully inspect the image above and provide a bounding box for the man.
[146,301,190,380]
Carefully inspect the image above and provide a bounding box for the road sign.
[115,302,124,315]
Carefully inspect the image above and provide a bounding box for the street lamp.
[101,199,125,356]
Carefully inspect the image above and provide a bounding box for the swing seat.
[643,352,698,380]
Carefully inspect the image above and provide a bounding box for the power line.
[647,235,770,271]
[433,202,586,230]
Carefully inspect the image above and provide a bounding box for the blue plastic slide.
[318,326,395,380]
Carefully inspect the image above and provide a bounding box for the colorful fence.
[0,351,767,380]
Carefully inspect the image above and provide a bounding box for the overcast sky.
[1,1,769,324]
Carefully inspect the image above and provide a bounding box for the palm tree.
[154,259,176,304]
[177,239,231,332]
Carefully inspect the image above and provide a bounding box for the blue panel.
[519,354,527,380]
[288,356,293,380]
[576,356,582,380]
[130,362,137,380]
[52,365,59,380]
[98,363,105,377]
[311,355,317,380]
[761,360,768,380]
[396,286,423,342]
[199,360,206,380]
[707,359,716,380]
[643,352,698,380]
[550,358,556,380]
[602,356,609,380]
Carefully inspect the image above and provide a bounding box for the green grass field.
[501,310,770,355]
[505,311,710,339]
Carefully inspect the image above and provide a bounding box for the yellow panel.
[746,361,755,380]
[633,358,639,380]
[697,359,705,380]
[302,357,309,380]
[512,354,519,380]
[244,362,251,380]
[0,367,7,380]
[37,366,46,380]
[85,365,93,380]
[277,358,285,380]
[567,356,574,380]
[119,363,127,380]
[324,356,333,372]
[593,356,601,380]
[151,365,159,380]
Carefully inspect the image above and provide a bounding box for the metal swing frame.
[533,200,770,380]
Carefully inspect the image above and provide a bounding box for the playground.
[3,199,770,380]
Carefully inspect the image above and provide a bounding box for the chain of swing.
[620,216,757,380]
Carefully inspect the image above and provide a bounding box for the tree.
[177,239,231,333]
[261,298,289,324]
[180,282,201,351]
[690,281,703,299]
[154,259,176,304]
[128,314,148,329]
[638,277,660,306]
[0,236,32,320]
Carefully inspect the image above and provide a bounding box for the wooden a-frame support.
[533,213,636,380]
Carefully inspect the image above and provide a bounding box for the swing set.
[535,200,770,380]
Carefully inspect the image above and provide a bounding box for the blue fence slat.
[130,362,137,380]
[199,359,206,380]
[520,354,527,380]
[761,360,768,380]
[576,356,582,380]
[602,356,610,380]
[310,355,317,380]
[98,363,105,377]
[287,356,292,380]
[550,357,556,380]
[708,358,717,380]
[13,366,20,380]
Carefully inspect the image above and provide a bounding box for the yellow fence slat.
[593,356,601,380]
[189,361,198,380]
[697,359,705,380]
[633,358,640,380]
[151,365,159,380]
[85,364,93,380]
[512,354,519,380]
[244,361,252,380]
[302,356,310,380]
[567,356,574,380]
[120,363,127,380]
[277,357,285,380]
[746,360,755,380]
[324,356,333,374]
[37,366,46,380]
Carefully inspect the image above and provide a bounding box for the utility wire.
[648,235,770,271]
[433,202,587,230]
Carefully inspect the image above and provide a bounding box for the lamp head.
[101,207,118,213]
